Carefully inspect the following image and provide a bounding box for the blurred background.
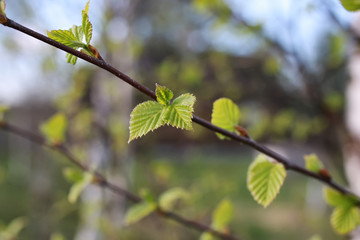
[0,0,358,239]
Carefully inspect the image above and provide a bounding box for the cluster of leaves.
[47,1,94,64]
[128,84,196,142]
[210,98,360,234]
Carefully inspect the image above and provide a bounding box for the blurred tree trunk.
[345,15,360,239]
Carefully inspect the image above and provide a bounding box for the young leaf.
[163,93,196,130]
[324,187,358,207]
[124,201,157,226]
[82,1,92,44]
[247,154,287,207]
[331,206,360,234]
[40,113,68,144]
[68,172,93,204]
[159,187,189,211]
[211,98,240,140]
[156,84,174,106]
[66,53,78,65]
[212,198,233,230]
[47,29,86,49]
[339,0,360,11]
[304,154,323,173]
[128,101,167,142]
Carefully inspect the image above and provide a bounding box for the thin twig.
[0,121,241,240]
[1,17,358,202]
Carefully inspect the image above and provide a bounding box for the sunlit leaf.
[324,187,358,208]
[331,206,360,234]
[339,0,360,11]
[40,113,68,144]
[212,198,233,230]
[163,93,195,130]
[68,172,93,204]
[304,154,323,173]
[128,101,167,142]
[211,98,240,139]
[124,201,157,226]
[82,1,92,44]
[247,154,286,207]
[47,29,86,49]
[155,84,174,106]
[159,187,189,211]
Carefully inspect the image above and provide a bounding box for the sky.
[0,0,355,105]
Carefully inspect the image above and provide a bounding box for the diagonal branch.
[0,121,242,240]
[1,18,359,204]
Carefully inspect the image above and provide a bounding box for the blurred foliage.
[0,0,354,239]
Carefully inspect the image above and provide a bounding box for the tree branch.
[0,121,241,240]
[1,18,359,203]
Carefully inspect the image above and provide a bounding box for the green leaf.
[128,101,167,142]
[156,84,174,106]
[47,29,86,49]
[247,154,287,207]
[163,93,195,130]
[211,98,240,140]
[70,25,84,42]
[212,198,233,230]
[83,0,90,14]
[124,201,157,226]
[66,53,77,65]
[339,0,360,11]
[82,1,92,44]
[68,172,93,204]
[159,187,189,211]
[331,206,360,234]
[40,113,68,144]
[324,187,358,207]
[304,154,324,173]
